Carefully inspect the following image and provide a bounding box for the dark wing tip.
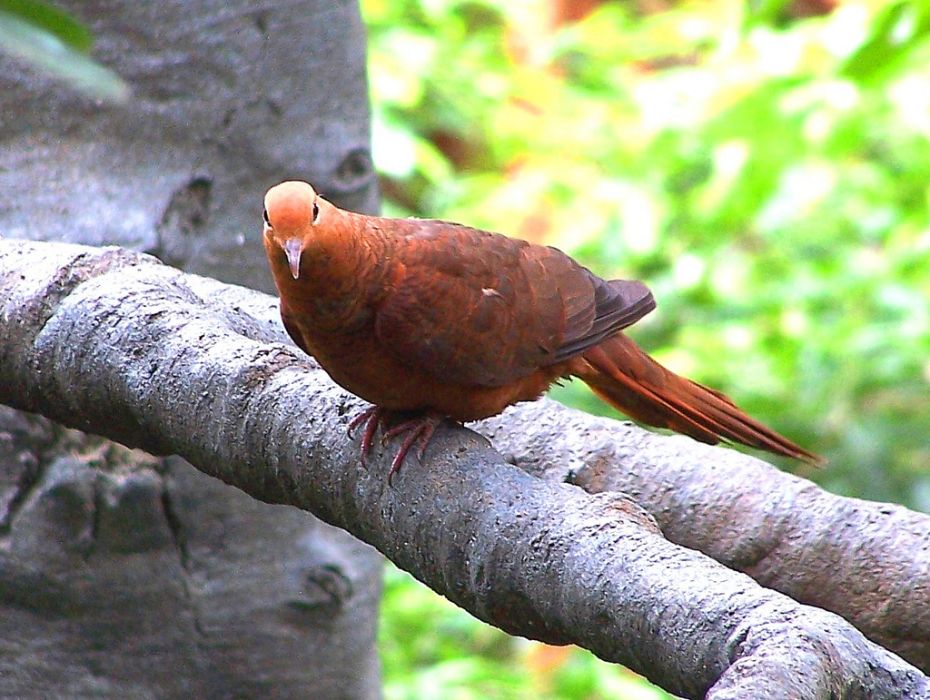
[552,277,656,363]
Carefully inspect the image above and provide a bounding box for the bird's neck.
[277,211,392,331]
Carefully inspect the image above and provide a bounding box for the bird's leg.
[346,406,388,463]
[380,412,446,483]
[348,408,448,481]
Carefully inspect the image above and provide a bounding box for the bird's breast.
[293,318,564,421]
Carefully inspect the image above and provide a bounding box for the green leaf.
[743,0,792,29]
[0,6,130,102]
[0,0,91,50]
[842,1,930,83]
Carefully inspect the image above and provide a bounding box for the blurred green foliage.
[0,0,129,101]
[364,0,930,696]
[365,0,930,504]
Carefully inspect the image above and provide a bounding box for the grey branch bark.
[1,239,927,699]
[0,2,385,696]
[480,405,930,674]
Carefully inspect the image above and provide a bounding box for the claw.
[381,414,443,483]
[347,406,387,465]
[346,407,446,482]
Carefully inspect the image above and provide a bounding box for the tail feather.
[571,334,824,464]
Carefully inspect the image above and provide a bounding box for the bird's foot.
[346,406,388,462]
[346,407,446,483]
[380,413,445,482]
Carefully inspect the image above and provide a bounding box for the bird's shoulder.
[377,216,528,275]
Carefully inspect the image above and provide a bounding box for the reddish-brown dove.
[263,180,821,478]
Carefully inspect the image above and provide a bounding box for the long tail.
[569,333,823,464]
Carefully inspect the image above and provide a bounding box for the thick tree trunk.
[1,239,927,700]
[0,2,382,698]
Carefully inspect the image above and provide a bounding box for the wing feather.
[373,219,656,386]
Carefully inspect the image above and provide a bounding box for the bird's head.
[263,180,331,280]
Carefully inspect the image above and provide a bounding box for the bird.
[262,180,822,479]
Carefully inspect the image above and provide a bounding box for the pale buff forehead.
[264,181,318,230]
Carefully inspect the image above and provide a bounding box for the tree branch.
[1,239,927,699]
[478,402,930,674]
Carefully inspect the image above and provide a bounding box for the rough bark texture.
[1,239,927,700]
[479,404,930,674]
[0,2,383,698]
[0,0,377,292]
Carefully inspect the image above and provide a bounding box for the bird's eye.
[262,208,270,225]
[312,200,320,223]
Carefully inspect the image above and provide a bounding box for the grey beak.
[284,238,303,279]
